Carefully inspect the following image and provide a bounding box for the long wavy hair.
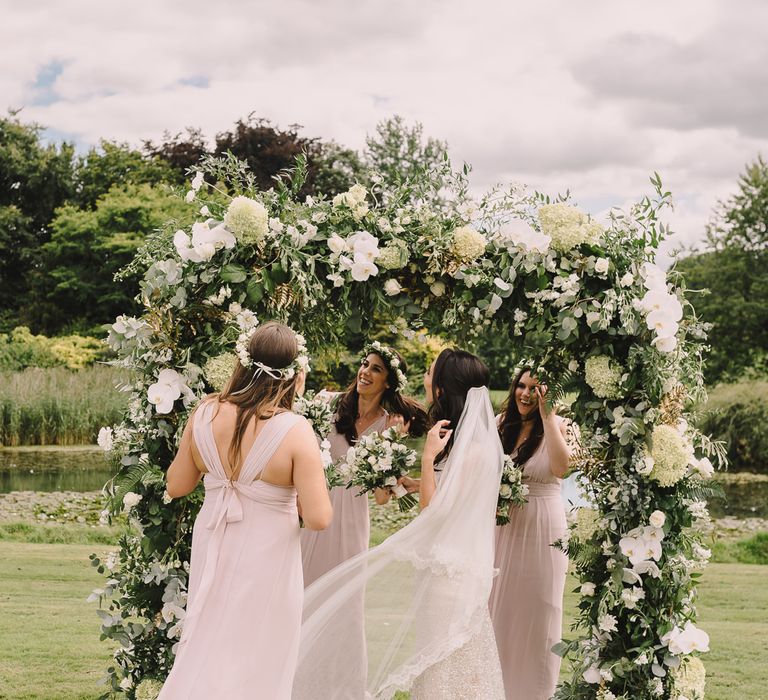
[214,321,300,472]
[427,348,490,463]
[335,350,427,445]
[498,365,544,464]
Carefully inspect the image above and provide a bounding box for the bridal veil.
[292,386,504,699]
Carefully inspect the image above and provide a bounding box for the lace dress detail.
[410,461,505,700]
[412,614,505,700]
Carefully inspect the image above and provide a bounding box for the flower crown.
[235,324,310,381]
[362,341,407,393]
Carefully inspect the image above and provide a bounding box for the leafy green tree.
[0,113,75,329]
[27,183,190,334]
[677,156,768,383]
[365,115,449,191]
[73,140,175,209]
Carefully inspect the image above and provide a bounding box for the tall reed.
[0,366,129,446]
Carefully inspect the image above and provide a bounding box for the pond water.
[0,448,765,518]
[0,448,113,493]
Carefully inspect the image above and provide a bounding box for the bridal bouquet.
[293,391,337,487]
[342,426,418,511]
[496,456,528,526]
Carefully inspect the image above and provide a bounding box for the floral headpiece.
[362,341,407,393]
[235,324,310,383]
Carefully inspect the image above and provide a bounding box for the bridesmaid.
[159,321,332,699]
[301,341,426,586]
[489,365,571,700]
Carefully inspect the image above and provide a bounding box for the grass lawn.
[0,541,765,699]
[0,542,115,700]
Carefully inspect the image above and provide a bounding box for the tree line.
[1,110,766,385]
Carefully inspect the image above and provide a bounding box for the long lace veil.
[292,386,504,699]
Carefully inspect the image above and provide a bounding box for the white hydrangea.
[451,226,487,262]
[538,203,604,252]
[584,355,623,399]
[223,196,269,244]
[649,424,690,486]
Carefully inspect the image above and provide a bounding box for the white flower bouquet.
[496,456,528,525]
[342,426,418,511]
[293,391,336,487]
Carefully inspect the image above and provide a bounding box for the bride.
[292,348,505,699]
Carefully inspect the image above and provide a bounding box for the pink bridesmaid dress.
[300,408,388,586]
[489,418,569,700]
[158,401,305,700]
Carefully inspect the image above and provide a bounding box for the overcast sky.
[3,0,767,257]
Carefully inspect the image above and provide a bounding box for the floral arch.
[93,156,719,700]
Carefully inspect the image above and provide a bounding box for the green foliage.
[676,247,768,383]
[30,183,192,334]
[0,366,128,445]
[0,112,75,328]
[73,140,176,209]
[0,326,108,371]
[365,115,449,199]
[695,379,768,472]
[677,156,768,383]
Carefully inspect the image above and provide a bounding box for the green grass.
[0,494,764,698]
[0,522,121,545]
[0,366,129,446]
[0,542,116,700]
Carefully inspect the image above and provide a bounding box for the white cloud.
[1,0,765,250]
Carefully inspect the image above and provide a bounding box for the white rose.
[620,272,634,287]
[582,666,602,684]
[122,492,143,511]
[384,279,402,296]
[580,582,596,596]
[328,233,348,256]
[430,281,446,297]
[594,257,610,275]
[499,484,513,498]
[649,510,666,528]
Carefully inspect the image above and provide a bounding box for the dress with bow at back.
[158,400,305,700]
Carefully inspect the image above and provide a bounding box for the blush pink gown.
[158,402,305,700]
[489,420,569,700]
[300,409,388,585]
[298,407,388,699]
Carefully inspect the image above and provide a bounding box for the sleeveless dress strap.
[192,400,228,479]
[238,411,303,484]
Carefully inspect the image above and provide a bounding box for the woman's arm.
[419,420,452,509]
[166,411,204,498]
[292,419,333,530]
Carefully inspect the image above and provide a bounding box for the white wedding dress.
[292,387,506,699]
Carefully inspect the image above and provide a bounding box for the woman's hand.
[535,385,555,421]
[423,420,452,462]
[386,413,410,435]
[398,475,421,494]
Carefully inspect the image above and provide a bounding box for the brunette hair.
[427,348,490,462]
[498,365,544,464]
[334,349,427,445]
[215,321,300,474]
